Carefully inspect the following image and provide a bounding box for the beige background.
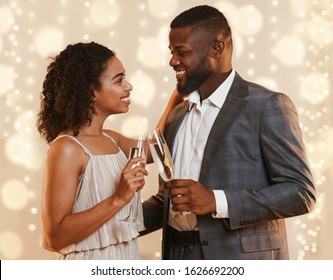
[0,0,332,260]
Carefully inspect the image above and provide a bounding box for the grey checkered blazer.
[142,72,316,260]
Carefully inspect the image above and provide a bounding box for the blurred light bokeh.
[0,0,332,260]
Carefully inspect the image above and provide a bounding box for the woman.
[37,42,180,259]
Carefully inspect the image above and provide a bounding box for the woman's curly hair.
[36,42,115,144]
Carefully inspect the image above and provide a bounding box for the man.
[142,5,316,260]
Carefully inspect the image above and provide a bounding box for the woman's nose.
[125,80,133,91]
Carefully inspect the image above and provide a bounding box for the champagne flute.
[147,128,188,218]
[120,136,147,223]
[147,129,174,182]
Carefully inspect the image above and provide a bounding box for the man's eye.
[172,51,188,57]
[178,52,188,57]
[170,51,188,57]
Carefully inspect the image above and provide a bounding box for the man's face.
[169,27,212,96]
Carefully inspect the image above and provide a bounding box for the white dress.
[43,133,145,260]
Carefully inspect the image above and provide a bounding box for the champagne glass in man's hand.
[147,128,189,218]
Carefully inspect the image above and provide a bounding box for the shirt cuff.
[212,190,229,218]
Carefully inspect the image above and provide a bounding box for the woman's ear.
[92,87,98,101]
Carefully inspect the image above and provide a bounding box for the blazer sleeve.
[224,93,316,230]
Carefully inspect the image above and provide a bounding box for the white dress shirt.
[168,70,235,231]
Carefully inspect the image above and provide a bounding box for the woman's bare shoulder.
[47,136,84,159]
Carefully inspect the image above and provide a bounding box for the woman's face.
[94,56,133,116]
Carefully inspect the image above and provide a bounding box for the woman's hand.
[115,157,148,205]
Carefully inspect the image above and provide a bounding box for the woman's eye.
[115,77,125,84]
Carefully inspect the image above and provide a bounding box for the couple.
[37,5,316,260]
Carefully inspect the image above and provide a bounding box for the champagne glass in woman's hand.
[147,128,189,218]
[120,137,147,223]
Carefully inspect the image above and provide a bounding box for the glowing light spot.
[300,73,329,104]
[147,0,178,19]
[308,16,333,44]
[121,116,149,137]
[28,224,36,231]
[236,5,263,36]
[271,16,278,23]
[0,6,14,34]
[0,37,3,53]
[0,231,23,259]
[1,180,28,210]
[140,20,146,27]
[130,73,155,106]
[233,32,244,59]
[89,0,120,27]
[247,68,254,76]
[35,26,64,57]
[253,77,278,91]
[137,37,169,68]
[5,132,46,170]
[14,111,36,134]
[0,65,15,95]
[289,0,309,17]
[215,1,239,29]
[272,36,305,66]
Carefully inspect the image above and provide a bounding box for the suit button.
[201,240,208,246]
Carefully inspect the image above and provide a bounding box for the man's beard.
[177,57,212,96]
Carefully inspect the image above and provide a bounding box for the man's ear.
[209,39,224,58]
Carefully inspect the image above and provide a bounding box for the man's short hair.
[170,5,231,39]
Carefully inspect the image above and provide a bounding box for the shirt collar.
[187,69,236,111]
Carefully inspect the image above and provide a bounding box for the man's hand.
[166,179,216,215]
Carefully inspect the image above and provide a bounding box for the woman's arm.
[41,138,146,252]
[155,88,183,133]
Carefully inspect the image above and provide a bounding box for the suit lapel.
[200,73,249,182]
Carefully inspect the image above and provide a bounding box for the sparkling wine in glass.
[147,129,174,182]
[120,137,146,223]
[147,129,188,218]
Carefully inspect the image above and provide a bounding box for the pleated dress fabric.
[44,134,145,260]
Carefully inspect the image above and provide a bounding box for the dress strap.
[102,131,121,151]
[51,135,93,157]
